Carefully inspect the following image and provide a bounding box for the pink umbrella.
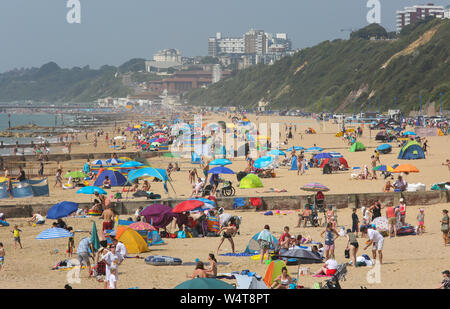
[152,132,165,137]
[155,138,167,143]
[129,221,156,231]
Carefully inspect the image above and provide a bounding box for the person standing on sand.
[216,220,237,256]
[101,207,114,232]
[11,225,23,249]
[257,225,274,264]
[77,234,94,278]
[386,204,398,238]
[440,209,449,247]
[0,242,5,271]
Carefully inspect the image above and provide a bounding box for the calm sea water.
[0,113,77,155]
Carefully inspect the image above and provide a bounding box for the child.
[416,209,425,235]
[67,227,75,257]
[11,225,23,249]
[351,208,359,237]
[108,266,117,289]
[0,242,5,270]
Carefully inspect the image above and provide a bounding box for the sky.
[0,0,448,72]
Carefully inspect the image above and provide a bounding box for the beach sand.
[0,112,449,289]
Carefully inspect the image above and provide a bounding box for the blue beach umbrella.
[76,186,107,195]
[120,161,145,168]
[92,159,107,165]
[253,156,274,169]
[288,146,304,151]
[305,147,323,153]
[106,158,121,165]
[268,149,286,156]
[376,144,392,151]
[189,197,216,206]
[209,158,232,166]
[402,131,416,136]
[46,201,79,219]
[314,152,332,159]
[208,166,235,175]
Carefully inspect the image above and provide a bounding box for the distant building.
[244,29,267,55]
[145,49,183,72]
[396,3,445,32]
[445,8,450,19]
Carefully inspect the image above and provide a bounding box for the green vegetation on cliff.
[186,19,450,113]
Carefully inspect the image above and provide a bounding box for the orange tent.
[263,259,290,288]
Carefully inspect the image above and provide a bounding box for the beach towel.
[219,252,255,257]
[207,216,220,234]
[250,197,262,208]
[233,198,246,209]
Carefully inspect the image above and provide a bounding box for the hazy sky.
[0,0,448,72]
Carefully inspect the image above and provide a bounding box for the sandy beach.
[0,112,449,289]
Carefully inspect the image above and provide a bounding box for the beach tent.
[244,232,278,254]
[148,230,164,246]
[349,141,366,152]
[319,157,349,169]
[94,170,127,187]
[174,278,235,289]
[115,226,149,254]
[263,260,290,288]
[376,144,392,154]
[279,248,323,264]
[239,174,263,189]
[397,141,425,160]
[0,178,49,199]
[191,152,201,164]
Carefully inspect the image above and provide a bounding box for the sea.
[0,113,78,156]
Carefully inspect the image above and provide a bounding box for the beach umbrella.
[76,186,107,195]
[208,166,235,175]
[172,200,205,213]
[392,164,419,173]
[371,217,389,233]
[152,132,165,136]
[328,151,343,158]
[36,228,73,240]
[91,222,101,252]
[46,201,79,219]
[189,197,216,206]
[141,204,173,217]
[189,203,216,213]
[106,158,121,165]
[287,146,304,151]
[64,171,87,179]
[300,182,330,192]
[253,156,274,169]
[174,278,235,289]
[305,147,323,153]
[209,158,232,166]
[155,138,167,143]
[92,159,107,165]
[373,165,394,172]
[120,161,144,168]
[402,131,416,136]
[314,152,332,159]
[119,157,133,161]
[268,149,286,156]
[129,222,157,231]
[376,144,392,152]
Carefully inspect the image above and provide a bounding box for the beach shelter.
[127,167,169,183]
[349,141,366,152]
[253,156,274,169]
[120,161,144,168]
[209,158,232,166]
[392,164,419,173]
[376,144,392,154]
[314,152,332,160]
[208,166,235,175]
[279,248,323,264]
[148,230,164,246]
[319,157,349,169]
[174,278,235,289]
[191,152,201,164]
[268,149,286,156]
[244,232,278,254]
[287,146,304,151]
[115,226,149,254]
[94,170,127,187]
[46,201,79,219]
[397,141,425,160]
[263,260,290,288]
[239,174,263,189]
[76,186,107,195]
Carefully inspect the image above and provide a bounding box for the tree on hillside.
[118,58,146,73]
[350,23,388,40]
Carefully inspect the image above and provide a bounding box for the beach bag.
[344,249,350,259]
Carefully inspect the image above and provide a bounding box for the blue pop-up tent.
[94,170,128,187]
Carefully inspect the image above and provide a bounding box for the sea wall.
[0,191,448,219]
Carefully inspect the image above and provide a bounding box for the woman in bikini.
[205,254,218,278]
[271,267,292,289]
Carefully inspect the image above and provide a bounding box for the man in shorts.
[77,234,94,277]
[361,226,384,264]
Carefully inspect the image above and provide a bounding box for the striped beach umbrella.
[300,182,330,192]
[36,228,73,240]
